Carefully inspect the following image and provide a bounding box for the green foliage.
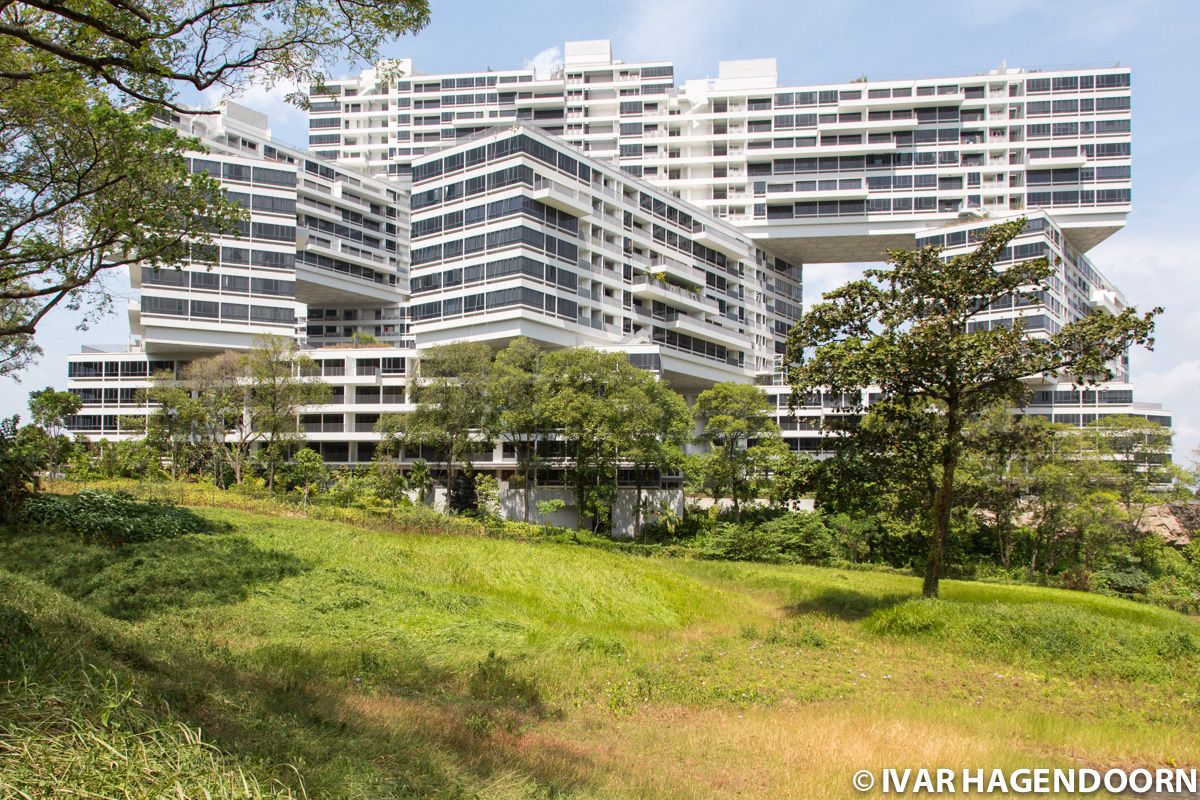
[0,0,431,373]
[28,387,81,440]
[20,490,217,547]
[392,341,493,494]
[536,348,679,532]
[694,512,840,565]
[284,447,327,509]
[474,473,501,519]
[691,383,784,516]
[243,337,331,491]
[788,217,1160,597]
[0,416,46,522]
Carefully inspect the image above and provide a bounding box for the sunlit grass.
[2,505,1198,798]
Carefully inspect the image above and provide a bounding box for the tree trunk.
[923,406,961,598]
[521,440,532,523]
[634,470,644,539]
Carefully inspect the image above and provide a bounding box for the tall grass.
[2,505,1199,798]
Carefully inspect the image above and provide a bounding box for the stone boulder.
[1140,502,1200,548]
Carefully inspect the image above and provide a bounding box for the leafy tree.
[613,374,691,537]
[812,400,947,570]
[0,416,46,521]
[181,352,247,486]
[286,448,327,510]
[371,453,409,515]
[535,349,649,532]
[767,448,821,507]
[27,386,82,477]
[145,371,199,481]
[691,382,782,518]
[787,217,1159,597]
[243,336,330,492]
[0,0,430,370]
[407,459,434,506]
[488,338,547,522]
[474,473,501,520]
[1083,415,1180,544]
[385,342,492,500]
[0,77,239,373]
[535,498,566,532]
[957,407,1056,569]
[1,0,431,107]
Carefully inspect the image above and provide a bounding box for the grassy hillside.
[2,507,1198,798]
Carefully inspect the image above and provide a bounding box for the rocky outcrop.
[1140,502,1200,548]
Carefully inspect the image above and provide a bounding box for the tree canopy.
[786,217,1160,597]
[0,0,431,372]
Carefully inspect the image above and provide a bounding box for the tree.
[181,352,246,486]
[692,382,782,518]
[286,448,327,511]
[0,0,430,369]
[145,371,199,481]
[787,217,1159,597]
[1,0,431,109]
[536,349,646,532]
[615,376,691,537]
[1085,415,1179,542]
[488,338,547,522]
[0,416,46,520]
[27,386,81,477]
[957,407,1056,569]
[0,75,240,373]
[243,336,330,491]
[385,342,492,504]
[370,453,409,516]
[408,459,434,506]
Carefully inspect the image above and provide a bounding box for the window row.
[411,225,578,266]
[411,196,578,239]
[410,256,578,295]
[408,287,577,323]
[141,295,296,324]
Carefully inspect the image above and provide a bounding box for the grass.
[2,505,1199,798]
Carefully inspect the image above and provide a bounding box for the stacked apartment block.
[63,40,1167,473]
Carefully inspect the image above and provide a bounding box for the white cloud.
[616,0,735,78]
[1086,231,1200,461]
[524,46,562,80]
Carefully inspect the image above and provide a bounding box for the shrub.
[21,490,216,547]
[694,512,838,565]
[1092,553,1152,597]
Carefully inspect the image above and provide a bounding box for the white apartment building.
[405,124,800,385]
[61,44,1166,471]
[313,41,1131,263]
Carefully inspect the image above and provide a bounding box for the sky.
[8,0,1199,460]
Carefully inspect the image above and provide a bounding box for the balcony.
[692,225,746,259]
[837,91,964,111]
[531,177,591,217]
[645,254,706,287]
[630,277,719,315]
[1088,288,1126,315]
[664,313,734,343]
[1027,154,1089,169]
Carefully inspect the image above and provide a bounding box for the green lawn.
[2,507,1198,798]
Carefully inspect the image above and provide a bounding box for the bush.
[694,512,838,565]
[1092,553,1152,597]
[21,491,216,547]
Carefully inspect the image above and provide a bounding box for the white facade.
[313,42,1131,263]
[62,45,1167,470]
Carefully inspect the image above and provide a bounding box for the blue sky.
[9,0,1199,460]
